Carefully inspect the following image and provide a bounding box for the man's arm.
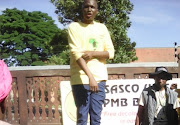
[76,58,98,92]
[135,105,144,125]
[79,51,109,92]
[81,51,109,61]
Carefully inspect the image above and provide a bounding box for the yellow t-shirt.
[68,21,114,85]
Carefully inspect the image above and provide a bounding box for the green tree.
[45,29,70,65]
[51,0,137,63]
[45,49,70,65]
[0,8,60,66]
[49,29,68,55]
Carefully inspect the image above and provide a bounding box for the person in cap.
[135,66,180,125]
[0,60,12,125]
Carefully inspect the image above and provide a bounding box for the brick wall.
[134,47,180,62]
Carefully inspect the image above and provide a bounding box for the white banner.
[60,78,180,125]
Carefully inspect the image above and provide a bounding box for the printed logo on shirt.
[89,38,98,50]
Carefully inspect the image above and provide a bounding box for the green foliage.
[51,0,84,25]
[49,29,68,54]
[45,49,70,65]
[0,8,60,66]
[51,0,138,63]
[46,29,70,65]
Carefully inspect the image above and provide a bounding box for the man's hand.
[81,50,109,61]
[82,51,94,61]
[89,76,98,93]
[76,58,98,93]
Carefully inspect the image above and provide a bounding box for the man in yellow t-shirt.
[68,0,114,125]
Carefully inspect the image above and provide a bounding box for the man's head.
[82,0,98,24]
[149,67,172,90]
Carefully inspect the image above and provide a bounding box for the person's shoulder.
[68,22,81,29]
[94,21,106,27]
[94,21,108,31]
[142,86,153,92]
[167,87,178,96]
